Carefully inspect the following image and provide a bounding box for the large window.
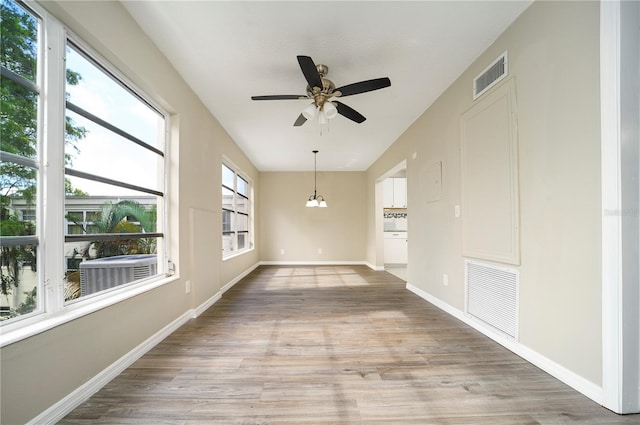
[1,0,41,321]
[0,0,168,328]
[222,163,251,257]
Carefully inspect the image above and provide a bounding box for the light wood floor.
[61,265,638,424]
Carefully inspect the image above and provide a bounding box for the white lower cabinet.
[384,232,407,264]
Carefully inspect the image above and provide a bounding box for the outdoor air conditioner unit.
[79,254,157,296]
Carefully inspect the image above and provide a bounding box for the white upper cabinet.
[383,178,407,208]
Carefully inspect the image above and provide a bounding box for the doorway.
[376,160,408,281]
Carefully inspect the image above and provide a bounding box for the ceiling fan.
[251,55,391,126]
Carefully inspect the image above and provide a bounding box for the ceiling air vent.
[473,51,508,100]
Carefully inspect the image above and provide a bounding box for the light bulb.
[302,103,317,120]
[323,101,337,119]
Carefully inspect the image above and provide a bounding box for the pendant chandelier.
[305,150,327,208]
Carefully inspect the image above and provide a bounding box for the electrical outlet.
[443,274,449,286]
[280,249,285,255]
[454,205,461,218]
[412,152,417,159]
[185,280,191,294]
[318,248,323,254]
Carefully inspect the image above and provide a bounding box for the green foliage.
[68,200,158,261]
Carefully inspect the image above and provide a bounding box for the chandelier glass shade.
[306,150,327,208]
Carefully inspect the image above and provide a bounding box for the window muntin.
[1,0,41,321]
[222,163,251,258]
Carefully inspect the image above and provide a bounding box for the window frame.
[0,0,175,345]
[221,159,253,259]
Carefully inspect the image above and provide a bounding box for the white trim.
[192,262,261,318]
[222,261,260,294]
[27,308,193,425]
[600,0,624,413]
[192,292,222,318]
[406,283,603,405]
[366,262,385,271]
[260,260,370,266]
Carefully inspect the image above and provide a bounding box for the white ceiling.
[122,1,532,172]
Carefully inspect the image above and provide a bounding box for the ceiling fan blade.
[251,95,305,100]
[297,55,323,89]
[293,113,307,126]
[334,101,366,124]
[336,77,391,97]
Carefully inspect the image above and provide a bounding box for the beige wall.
[1,1,259,424]
[260,172,367,262]
[366,0,602,385]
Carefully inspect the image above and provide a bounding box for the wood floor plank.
[59,265,639,424]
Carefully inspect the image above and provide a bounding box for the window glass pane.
[66,211,83,222]
[0,1,38,82]
[237,213,248,232]
[67,224,83,234]
[222,187,234,210]
[64,183,159,302]
[222,164,234,189]
[86,211,101,222]
[65,46,163,148]
[21,209,35,221]
[236,195,248,214]
[237,176,248,197]
[222,233,234,255]
[0,79,38,158]
[65,193,157,237]
[222,210,233,233]
[237,233,246,250]
[65,253,158,302]
[1,172,37,235]
[0,243,38,321]
[65,109,162,192]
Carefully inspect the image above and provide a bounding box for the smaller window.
[221,163,251,257]
[21,209,36,221]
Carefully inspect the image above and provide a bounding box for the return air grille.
[473,51,508,99]
[466,260,518,338]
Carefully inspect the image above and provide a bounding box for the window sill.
[0,274,179,348]
[222,247,254,262]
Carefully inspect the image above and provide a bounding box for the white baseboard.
[260,260,369,266]
[29,309,193,425]
[222,261,260,294]
[192,292,222,317]
[406,282,604,405]
[365,262,385,271]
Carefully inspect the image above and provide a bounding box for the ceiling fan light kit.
[251,55,391,128]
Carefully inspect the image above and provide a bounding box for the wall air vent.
[473,51,508,100]
[466,259,518,338]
